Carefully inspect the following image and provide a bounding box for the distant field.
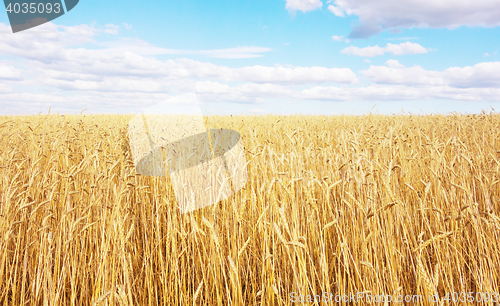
[1,113,500,305]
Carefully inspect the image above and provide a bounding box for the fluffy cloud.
[32,55,358,86]
[443,62,500,88]
[327,0,500,38]
[361,60,500,88]
[286,0,322,12]
[342,45,385,57]
[0,64,24,80]
[196,82,298,105]
[362,60,443,85]
[341,42,430,57]
[328,5,345,17]
[0,22,358,87]
[0,23,97,63]
[234,65,357,84]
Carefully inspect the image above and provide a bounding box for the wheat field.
[1,113,500,305]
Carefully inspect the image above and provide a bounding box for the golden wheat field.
[1,113,500,305]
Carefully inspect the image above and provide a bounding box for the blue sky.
[0,0,499,115]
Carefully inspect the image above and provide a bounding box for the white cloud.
[385,59,404,69]
[40,76,171,92]
[384,42,429,55]
[299,84,500,102]
[0,64,24,80]
[0,22,117,63]
[0,22,358,104]
[195,82,297,104]
[443,62,500,88]
[332,35,349,43]
[193,47,272,59]
[123,23,133,30]
[286,0,323,12]
[234,65,358,84]
[327,0,500,38]
[342,45,385,57]
[32,55,358,86]
[104,24,119,35]
[362,60,444,85]
[195,81,231,94]
[0,23,271,61]
[99,38,273,59]
[328,5,345,17]
[485,53,490,57]
[341,42,430,57]
[0,84,13,93]
[361,60,500,88]
[5,81,500,114]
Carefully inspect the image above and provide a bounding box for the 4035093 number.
[5,2,61,14]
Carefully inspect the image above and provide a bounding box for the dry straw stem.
[1,113,500,305]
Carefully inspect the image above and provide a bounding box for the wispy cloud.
[286,0,322,13]
[341,42,431,57]
[103,24,119,34]
[332,35,349,43]
[98,38,273,59]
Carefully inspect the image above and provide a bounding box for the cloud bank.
[0,22,499,114]
[327,0,500,38]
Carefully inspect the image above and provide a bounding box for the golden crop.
[1,113,500,305]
